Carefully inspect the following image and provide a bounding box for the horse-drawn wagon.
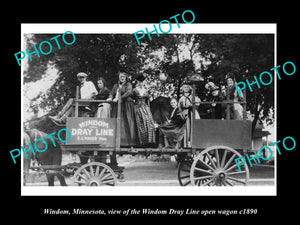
[26,75,252,187]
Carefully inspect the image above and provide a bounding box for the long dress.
[109,82,139,146]
[150,96,172,125]
[90,87,111,163]
[225,86,243,120]
[132,87,156,146]
[178,94,200,147]
[158,107,186,146]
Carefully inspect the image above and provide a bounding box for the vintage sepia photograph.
[21,24,276,196]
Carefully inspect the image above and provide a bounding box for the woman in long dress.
[108,71,139,146]
[132,75,156,146]
[224,73,244,120]
[89,77,111,163]
[178,84,200,147]
[158,98,186,148]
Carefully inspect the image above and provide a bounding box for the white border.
[20,23,277,196]
[22,186,275,196]
[21,23,276,34]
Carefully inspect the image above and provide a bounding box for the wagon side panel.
[192,119,252,150]
[66,117,116,147]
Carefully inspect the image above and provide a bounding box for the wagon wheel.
[178,156,194,186]
[72,162,117,186]
[190,146,249,186]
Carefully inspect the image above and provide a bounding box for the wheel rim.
[190,146,249,186]
[72,162,117,186]
[178,156,194,186]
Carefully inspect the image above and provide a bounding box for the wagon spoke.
[194,167,214,175]
[102,178,115,184]
[95,165,100,177]
[180,175,190,179]
[226,180,234,186]
[198,180,202,186]
[227,176,246,185]
[215,149,220,168]
[76,173,88,181]
[194,175,213,181]
[82,168,91,178]
[220,150,227,168]
[205,153,217,169]
[90,165,94,177]
[97,168,106,179]
[227,170,246,176]
[223,153,236,170]
[198,158,215,171]
[100,172,112,181]
[225,163,239,173]
[202,179,214,186]
[224,180,234,186]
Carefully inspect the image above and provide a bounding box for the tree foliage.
[195,34,274,132]
[25,33,274,133]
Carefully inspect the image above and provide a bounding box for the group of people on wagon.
[49,70,244,148]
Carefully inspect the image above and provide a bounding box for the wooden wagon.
[31,75,252,187]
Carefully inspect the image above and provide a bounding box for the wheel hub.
[89,179,102,186]
[213,170,227,184]
[218,172,226,179]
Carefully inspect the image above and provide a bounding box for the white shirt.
[80,81,97,99]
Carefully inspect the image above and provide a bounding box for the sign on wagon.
[66,118,115,147]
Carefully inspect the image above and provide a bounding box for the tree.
[24,34,143,115]
[141,34,199,99]
[195,34,275,134]
[24,32,275,137]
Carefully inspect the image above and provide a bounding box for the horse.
[23,128,67,186]
[22,98,172,185]
[24,113,67,186]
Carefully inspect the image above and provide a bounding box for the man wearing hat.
[49,72,97,124]
[76,72,97,100]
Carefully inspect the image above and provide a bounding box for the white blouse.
[80,81,97,99]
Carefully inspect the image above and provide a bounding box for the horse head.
[25,113,63,134]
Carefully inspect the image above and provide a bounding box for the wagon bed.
[31,83,252,186]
